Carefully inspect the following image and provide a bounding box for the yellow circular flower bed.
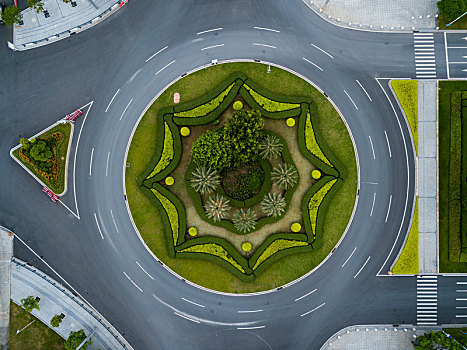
[242,242,252,252]
[165,176,175,186]
[291,222,301,232]
[188,227,198,237]
[286,118,296,127]
[233,101,243,110]
[180,127,190,137]
[312,169,321,179]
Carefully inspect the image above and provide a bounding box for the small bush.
[221,161,264,200]
[21,296,40,313]
[312,169,321,179]
[261,192,286,217]
[2,6,22,26]
[190,165,220,195]
[291,222,301,232]
[233,208,257,233]
[188,227,198,236]
[233,101,243,110]
[50,314,63,328]
[259,134,282,160]
[242,242,252,252]
[271,163,298,190]
[180,126,190,136]
[191,131,231,171]
[286,118,295,127]
[204,194,230,222]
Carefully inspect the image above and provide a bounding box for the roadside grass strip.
[392,198,419,274]
[390,80,418,154]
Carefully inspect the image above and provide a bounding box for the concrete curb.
[9,119,73,196]
[122,59,360,296]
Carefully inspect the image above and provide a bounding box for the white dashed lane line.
[344,90,358,110]
[120,99,133,121]
[238,309,263,313]
[105,89,120,112]
[89,147,94,176]
[368,135,375,159]
[253,43,276,49]
[301,302,325,317]
[110,209,119,233]
[136,261,154,280]
[182,297,205,308]
[370,192,376,217]
[310,43,333,59]
[385,194,392,223]
[341,247,357,268]
[353,256,371,279]
[356,80,372,101]
[146,46,168,62]
[93,212,104,240]
[155,60,176,76]
[197,27,223,35]
[123,272,143,293]
[294,288,317,302]
[384,131,392,158]
[201,44,225,51]
[254,26,280,33]
[302,57,323,71]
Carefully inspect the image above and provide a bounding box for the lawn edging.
[123,59,360,295]
[10,120,74,196]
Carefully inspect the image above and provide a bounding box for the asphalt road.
[0,1,464,349]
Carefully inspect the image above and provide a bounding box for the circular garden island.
[126,63,357,293]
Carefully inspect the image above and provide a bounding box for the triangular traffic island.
[10,112,78,196]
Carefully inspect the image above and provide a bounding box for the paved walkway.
[11,258,132,350]
[302,0,438,31]
[10,0,122,50]
[0,228,13,350]
[418,81,438,274]
[320,325,442,350]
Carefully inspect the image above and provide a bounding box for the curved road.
[0,1,459,349]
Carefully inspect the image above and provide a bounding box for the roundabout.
[0,0,426,349]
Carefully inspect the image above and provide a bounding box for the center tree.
[191,109,264,170]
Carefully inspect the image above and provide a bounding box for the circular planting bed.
[126,63,357,293]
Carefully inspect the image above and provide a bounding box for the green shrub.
[65,329,92,350]
[147,123,174,179]
[261,192,286,217]
[221,161,264,201]
[174,82,235,118]
[259,134,282,160]
[21,296,40,313]
[190,165,220,195]
[305,111,331,166]
[151,188,179,245]
[271,163,298,190]
[2,6,22,26]
[244,84,300,112]
[308,179,337,238]
[233,101,243,110]
[179,243,245,273]
[191,130,231,170]
[252,239,308,270]
[204,194,230,222]
[233,208,257,233]
[437,0,467,22]
[50,314,62,328]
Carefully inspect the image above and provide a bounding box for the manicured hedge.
[449,91,462,261]
[243,84,300,112]
[252,239,308,270]
[146,122,174,179]
[462,104,467,255]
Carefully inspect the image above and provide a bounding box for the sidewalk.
[418,81,438,274]
[302,0,438,31]
[0,227,13,350]
[11,258,132,350]
[320,325,442,349]
[10,0,123,51]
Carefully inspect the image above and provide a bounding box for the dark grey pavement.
[0,1,463,349]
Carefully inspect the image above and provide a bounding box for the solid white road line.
[385,195,392,223]
[89,148,94,176]
[237,325,265,330]
[302,57,323,71]
[254,26,280,33]
[458,282,467,284]
[456,315,467,318]
[146,46,168,62]
[155,60,176,75]
[447,46,467,49]
[368,135,375,159]
[136,261,154,280]
[174,312,200,323]
[110,209,119,233]
[197,27,223,35]
[370,192,376,217]
[310,43,333,59]
[238,309,263,313]
[458,290,467,292]
[201,44,225,51]
[356,80,372,101]
[181,297,205,308]
[123,272,143,292]
[120,99,133,121]
[457,298,467,301]
[105,151,110,177]
[384,131,392,158]
[301,302,325,317]
[449,62,467,64]
[445,33,450,80]
[344,90,358,110]
[94,212,104,240]
[253,43,276,49]
[295,288,318,301]
[457,306,467,308]
[105,89,120,112]
[342,247,357,267]
[354,256,371,279]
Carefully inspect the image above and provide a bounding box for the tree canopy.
[2,6,22,26]
[65,329,92,350]
[437,0,467,22]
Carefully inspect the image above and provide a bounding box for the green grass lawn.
[125,62,357,293]
[12,122,72,195]
[438,12,467,30]
[9,301,65,350]
[443,327,467,346]
[390,80,418,155]
[439,81,467,272]
[393,198,418,274]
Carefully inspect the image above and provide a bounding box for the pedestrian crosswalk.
[417,275,438,325]
[413,33,436,79]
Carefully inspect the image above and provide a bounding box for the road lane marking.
[120,99,133,121]
[356,80,372,101]
[385,195,392,223]
[310,43,333,59]
[155,60,176,75]
[301,302,325,317]
[368,135,375,159]
[254,26,280,33]
[174,311,200,323]
[89,147,94,176]
[110,209,119,233]
[456,315,467,318]
[457,290,467,292]
[146,46,168,62]
[123,272,143,292]
[136,261,154,280]
[197,27,223,35]
[294,288,317,301]
[370,192,376,217]
[201,44,225,51]
[342,247,357,267]
[181,297,205,308]
[353,256,371,279]
[302,57,323,71]
[457,298,467,301]
[237,325,265,330]
[253,43,276,49]
[344,90,358,110]
[94,212,104,240]
[414,44,434,47]
[238,309,263,313]
[105,89,120,112]
[457,282,467,284]
[384,131,392,158]
[105,151,110,177]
